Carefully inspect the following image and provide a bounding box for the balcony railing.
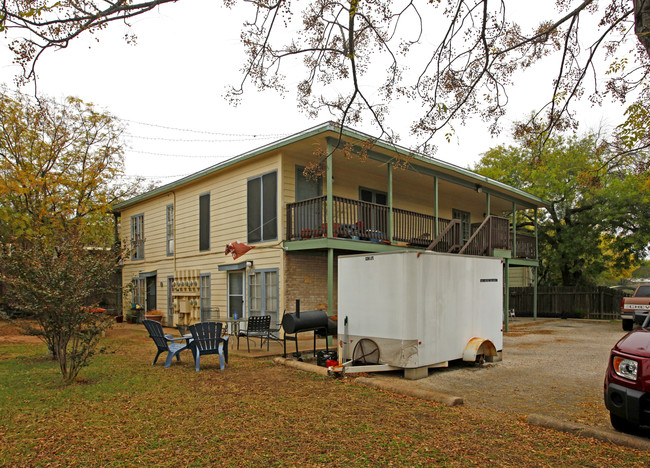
[285,196,536,259]
[459,216,510,256]
[286,195,445,246]
[514,233,536,259]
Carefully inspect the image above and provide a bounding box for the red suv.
[604,312,650,432]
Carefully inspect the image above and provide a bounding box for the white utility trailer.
[336,251,503,379]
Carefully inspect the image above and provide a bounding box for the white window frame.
[247,171,278,243]
[166,204,174,256]
[249,269,279,327]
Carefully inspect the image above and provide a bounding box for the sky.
[0,1,628,184]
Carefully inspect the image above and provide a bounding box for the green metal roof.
[112,121,550,212]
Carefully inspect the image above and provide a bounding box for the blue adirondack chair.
[189,322,229,371]
[143,319,191,367]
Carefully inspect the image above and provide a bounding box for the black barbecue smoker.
[281,300,337,358]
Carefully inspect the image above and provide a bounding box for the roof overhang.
[112,121,550,212]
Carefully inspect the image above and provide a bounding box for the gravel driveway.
[407,318,629,430]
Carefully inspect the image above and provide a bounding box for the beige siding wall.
[120,153,286,325]
[509,266,534,287]
[121,191,176,315]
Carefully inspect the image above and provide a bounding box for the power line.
[125,133,280,143]
[127,149,237,159]
[124,118,288,138]
[117,173,193,180]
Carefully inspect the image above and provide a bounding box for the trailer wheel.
[463,337,497,362]
[353,339,380,365]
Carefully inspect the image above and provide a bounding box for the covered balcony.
[285,195,537,259]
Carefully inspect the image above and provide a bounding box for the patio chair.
[189,322,229,371]
[238,315,272,352]
[143,319,191,368]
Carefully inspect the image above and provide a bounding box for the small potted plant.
[145,309,163,323]
[127,304,143,323]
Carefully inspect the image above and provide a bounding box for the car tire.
[610,412,638,433]
[622,319,634,331]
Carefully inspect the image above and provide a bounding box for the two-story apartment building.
[113,122,549,330]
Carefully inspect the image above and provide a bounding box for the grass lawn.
[1,321,649,467]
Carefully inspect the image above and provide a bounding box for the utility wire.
[125,133,280,143]
[124,118,288,138]
[127,149,237,159]
[117,173,193,180]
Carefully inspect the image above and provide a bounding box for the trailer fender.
[463,337,497,362]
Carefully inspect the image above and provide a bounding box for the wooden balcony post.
[434,176,439,236]
[388,162,393,243]
[326,140,334,238]
[512,202,517,257]
[534,207,538,260]
[504,258,510,333]
[534,208,539,321]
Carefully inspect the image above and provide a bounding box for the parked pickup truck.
[604,310,650,432]
[621,284,650,331]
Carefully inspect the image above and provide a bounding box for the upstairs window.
[247,172,277,243]
[199,193,210,251]
[131,214,144,260]
[166,204,174,256]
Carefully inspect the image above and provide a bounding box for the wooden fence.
[509,286,629,320]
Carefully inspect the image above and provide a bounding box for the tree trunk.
[634,0,650,57]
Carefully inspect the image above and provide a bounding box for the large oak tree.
[474,133,650,286]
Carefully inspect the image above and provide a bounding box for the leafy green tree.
[631,260,650,280]
[475,134,650,286]
[0,89,143,246]
[0,236,120,382]
[0,90,150,382]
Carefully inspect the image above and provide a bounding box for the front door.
[294,165,323,237]
[146,276,157,311]
[359,187,388,237]
[228,271,244,320]
[200,274,211,321]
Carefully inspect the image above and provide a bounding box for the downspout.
[113,212,122,316]
[170,190,177,324]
